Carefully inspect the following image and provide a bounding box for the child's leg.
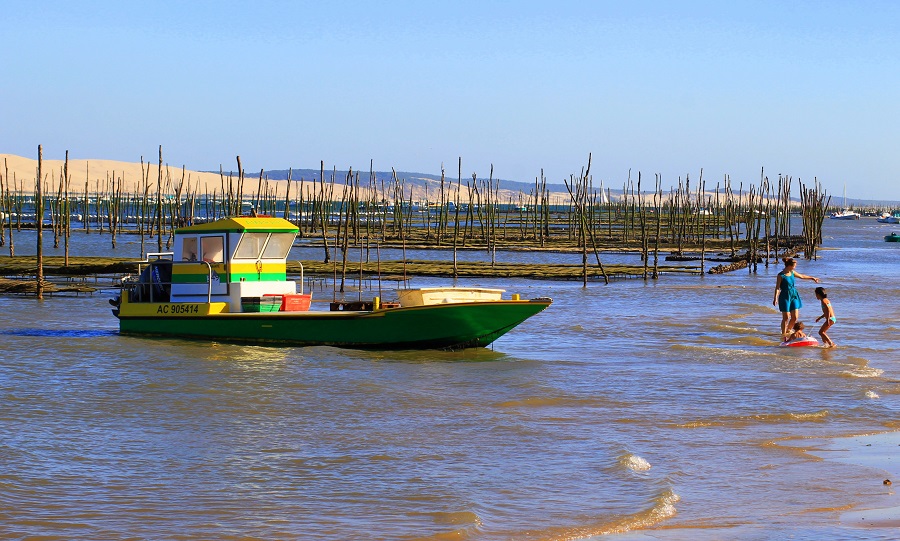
[819,320,834,347]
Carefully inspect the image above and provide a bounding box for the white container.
[397,287,505,307]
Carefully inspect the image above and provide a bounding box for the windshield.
[234,232,268,259]
[262,233,295,259]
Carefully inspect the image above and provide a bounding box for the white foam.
[843,367,884,378]
[866,390,880,399]
[620,453,652,472]
[597,489,680,536]
[655,490,681,519]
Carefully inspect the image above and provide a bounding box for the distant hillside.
[244,168,563,196]
[228,167,899,207]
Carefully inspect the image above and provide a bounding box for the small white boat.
[830,185,860,220]
[830,209,861,220]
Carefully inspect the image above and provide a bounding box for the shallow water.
[0,218,898,540]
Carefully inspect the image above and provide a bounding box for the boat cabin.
[127,216,303,312]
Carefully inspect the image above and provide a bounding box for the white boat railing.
[128,253,215,303]
[201,261,213,303]
[295,261,304,294]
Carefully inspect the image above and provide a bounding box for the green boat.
[886,232,900,242]
[111,216,551,349]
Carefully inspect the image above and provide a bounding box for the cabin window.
[261,233,295,259]
[234,233,268,259]
[200,236,225,263]
[181,237,198,261]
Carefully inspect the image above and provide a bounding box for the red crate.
[278,293,312,312]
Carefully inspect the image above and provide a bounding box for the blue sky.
[3,1,899,200]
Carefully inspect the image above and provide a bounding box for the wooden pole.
[64,151,70,266]
[699,176,706,274]
[36,145,44,299]
[319,161,330,263]
[156,145,163,252]
[653,176,662,279]
[453,158,461,278]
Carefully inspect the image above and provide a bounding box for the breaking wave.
[523,488,681,540]
[618,453,652,473]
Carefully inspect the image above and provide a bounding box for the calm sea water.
[0,219,898,540]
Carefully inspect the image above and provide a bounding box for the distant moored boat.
[830,209,861,220]
[829,185,860,220]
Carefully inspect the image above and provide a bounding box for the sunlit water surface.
[0,219,898,540]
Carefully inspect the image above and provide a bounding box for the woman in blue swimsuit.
[773,257,820,339]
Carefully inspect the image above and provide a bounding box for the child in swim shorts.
[814,287,836,348]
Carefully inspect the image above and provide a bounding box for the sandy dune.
[0,153,273,195]
[1,153,573,205]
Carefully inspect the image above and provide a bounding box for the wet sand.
[825,432,900,528]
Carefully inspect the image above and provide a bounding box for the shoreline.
[810,431,900,528]
[607,431,900,539]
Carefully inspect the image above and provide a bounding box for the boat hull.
[116,298,551,349]
[829,213,860,220]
